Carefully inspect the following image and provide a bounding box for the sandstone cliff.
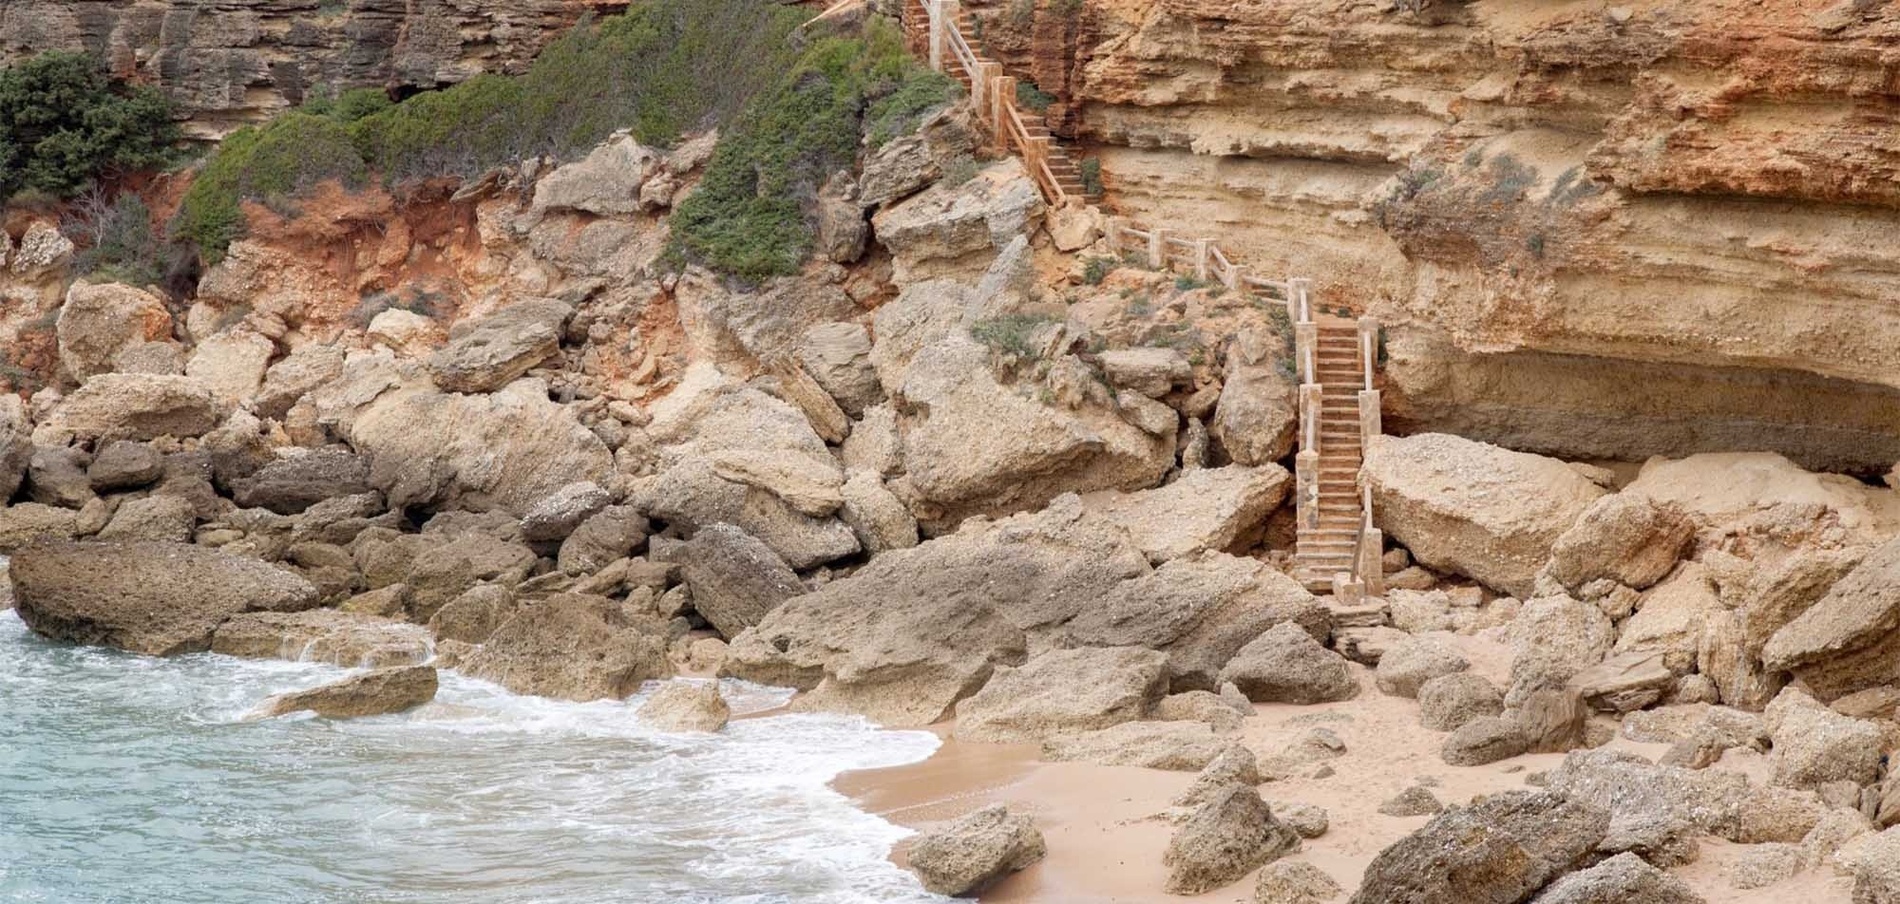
[0,0,623,137]
[966,0,1900,473]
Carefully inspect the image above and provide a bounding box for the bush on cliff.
[174,113,367,263]
[0,52,179,203]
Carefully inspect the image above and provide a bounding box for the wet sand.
[833,634,1857,903]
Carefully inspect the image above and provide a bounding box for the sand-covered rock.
[258,665,438,719]
[12,541,318,655]
[1220,623,1359,705]
[638,680,730,733]
[906,804,1045,897]
[1348,791,1608,904]
[1363,434,1606,597]
[1762,536,1900,701]
[1374,634,1469,698]
[1041,720,1227,771]
[1417,672,1504,732]
[1164,784,1301,895]
[1253,860,1342,904]
[953,646,1168,743]
[1763,688,1884,789]
[462,594,671,701]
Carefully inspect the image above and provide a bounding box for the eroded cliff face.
[0,0,622,137]
[975,0,1900,472]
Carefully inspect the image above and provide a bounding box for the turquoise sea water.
[0,610,945,904]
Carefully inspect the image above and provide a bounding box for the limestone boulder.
[838,470,919,554]
[675,524,803,639]
[1840,826,1900,904]
[1762,536,1900,701]
[1253,860,1343,904]
[0,398,32,501]
[55,281,172,382]
[258,665,438,719]
[12,541,317,655]
[426,299,568,394]
[231,447,371,515]
[47,374,226,441]
[427,584,514,644]
[532,134,659,216]
[1220,623,1359,705]
[638,680,731,733]
[347,381,613,517]
[906,804,1046,897]
[462,593,672,701]
[1100,347,1191,399]
[953,646,1169,743]
[1571,651,1676,713]
[1441,716,1532,766]
[1164,784,1301,895]
[401,533,538,621]
[557,506,649,574]
[1544,749,1826,846]
[87,440,163,491]
[1546,494,1695,593]
[1417,672,1505,731]
[1348,791,1608,904]
[1040,720,1229,771]
[796,322,881,417]
[1509,594,1617,674]
[671,275,860,378]
[211,610,432,668]
[857,106,978,208]
[871,157,1044,282]
[0,503,82,550]
[1615,564,1723,675]
[1208,326,1298,466]
[1364,433,1607,597]
[1764,689,1885,789]
[96,495,196,542]
[1068,552,1329,692]
[185,329,275,403]
[1374,634,1470,699]
[518,480,611,543]
[255,344,345,419]
[1527,852,1706,904]
[1081,465,1290,565]
[26,446,95,509]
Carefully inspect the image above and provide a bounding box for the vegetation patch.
[970,312,1056,360]
[0,52,178,203]
[66,192,178,288]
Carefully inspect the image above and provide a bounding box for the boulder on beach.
[1527,852,1706,904]
[462,593,671,701]
[1253,860,1343,904]
[674,523,804,639]
[1219,623,1359,705]
[1349,791,1608,904]
[258,665,439,719]
[211,609,433,668]
[1041,720,1228,771]
[952,646,1169,743]
[1163,783,1300,894]
[906,804,1046,897]
[12,541,319,655]
[1761,536,1900,701]
[639,680,731,733]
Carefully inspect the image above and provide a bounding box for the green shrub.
[300,86,393,123]
[174,113,366,261]
[0,52,179,202]
[1081,256,1114,285]
[970,313,1054,359]
[864,66,959,148]
[1079,157,1102,196]
[1016,80,1057,112]
[67,191,170,287]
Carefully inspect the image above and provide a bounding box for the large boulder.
[1348,791,1609,904]
[210,609,433,667]
[557,506,649,574]
[86,440,164,491]
[906,804,1046,897]
[672,274,860,378]
[1418,672,1505,732]
[462,594,672,701]
[347,381,614,517]
[1545,494,1695,593]
[258,665,438,719]
[26,446,95,509]
[1363,434,1607,597]
[870,157,1044,282]
[796,322,882,417]
[231,447,372,515]
[425,300,569,393]
[1841,826,1900,904]
[46,374,227,441]
[96,495,196,542]
[518,480,611,543]
[1066,552,1329,692]
[12,542,318,655]
[1040,720,1229,770]
[255,344,346,419]
[0,397,32,501]
[532,134,659,216]
[675,524,803,639]
[1080,465,1290,565]
[1220,623,1359,705]
[1543,749,1826,846]
[1208,326,1298,466]
[55,282,173,382]
[952,646,1169,743]
[1526,852,1706,904]
[1254,860,1344,904]
[1164,784,1301,895]
[638,680,730,733]
[1375,634,1470,699]
[1763,688,1884,789]
[185,329,275,404]
[0,503,83,551]
[1614,564,1723,675]
[1762,536,1900,701]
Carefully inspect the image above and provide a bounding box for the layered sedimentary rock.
[0,0,622,137]
[991,0,1900,471]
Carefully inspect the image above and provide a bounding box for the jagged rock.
[1253,860,1342,904]
[55,282,172,382]
[1174,746,1264,809]
[1880,772,1900,830]
[953,646,1169,743]
[12,542,317,655]
[231,447,371,515]
[906,804,1046,897]
[211,610,432,668]
[1515,685,1590,755]
[1209,326,1298,467]
[426,300,568,394]
[1614,564,1722,675]
[533,135,659,215]
[0,503,82,551]
[1363,434,1607,597]
[427,584,513,644]
[463,593,671,701]
[557,506,649,574]
[1042,720,1227,770]
[518,480,612,543]
[1442,715,1532,766]
[258,665,438,719]
[1220,623,1359,704]
[871,157,1044,282]
[1418,672,1505,731]
[1047,203,1104,253]
[185,329,275,403]
[255,344,345,419]
[27,446,95,509]
[340,585,409,619]
[1081,465,1290,564]
[1762,536,1900,701]
[675,524,803,639]
[639,680,731,733]
[672,276,861,378]
[1527,852,1706,904]
[1348,791,1609,904]
[403,533,538,621]
[1100,347,1192,398]
[1069,551,1329,691]
[796,322,881,417]
[47,374,227,441]
[1163,784,1301,895]
[1510,594,1617,673]
[1572,650,1676,713]
[1374,634,1469,698]
[1764,688,1884,789]
[1544,749,1826,846]
[1545,494,1695,593]
[708,450,844,517]
[1840,826,1900,903]
[348,380,614,517]
[96,495,196,542]
[838,469,919,553]
[1334,625,1410,666]
[0,398,31,501]
[1272,803,1331,841]
[815,170,868,263]
[86,440,163,491]
[857,106,978,208]
[366,309,443,357]
[1699,608,1786,711]
[1377,787,1445,817]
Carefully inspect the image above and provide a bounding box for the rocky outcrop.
[210,610,433,668]
[1219,623,1359,705]
[462,594,671,701]
[12,541,318,656]
[1349,791,1608,904]
[952,646,1168,743]
[1762,536,1900,702]
[258,665,439,719]
[1080,465,1288,565]
[906,804,1046,897]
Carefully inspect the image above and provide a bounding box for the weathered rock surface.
[12,542,317,655]
[1527,852,1706,904]
[675,524,803,639]
[1220,623,1359,705]
[906,804,1046,897]
[1545,494,1695,593]
[953,646,1169,743]
[1762,536,1900,701]
[258,665,439,719]
[210,610,432,668]
[1764,689,1884,789]
[1081,465,1289,565]
[462,594,671,701]
[1417,672,1504,732]
[1041,720,1227,771]
[426,300,568,393]
[1363,434,1606,597]
[1374,634,1468,699]
[47,374,227,441]
[518,480,611,543]
[232,447,372,515]
[638,680,730,733]
[86,440,164,491]
[1253,859,1343,904]
[871,158,1044,281]
[55,282,172,382]
[1164,784,1301,895]
[1348,791,1608,904]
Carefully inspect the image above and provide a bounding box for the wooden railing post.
[1148,227,1167,269]
[1224,264,1244,292]
[1192,239,1210,282]
[1105,217,1124,253]
[992,75,1016,152]
[1357,316,1379,390]
[1295,320,1318,385]
[927,0,947,71]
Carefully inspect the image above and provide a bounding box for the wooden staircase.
[1294,317,1378,591]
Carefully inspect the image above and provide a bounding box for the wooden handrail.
[912,0,1072,207]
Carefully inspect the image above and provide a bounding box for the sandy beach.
[834,634,1859,903]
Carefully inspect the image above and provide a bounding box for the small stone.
[1253,859,1342,904]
